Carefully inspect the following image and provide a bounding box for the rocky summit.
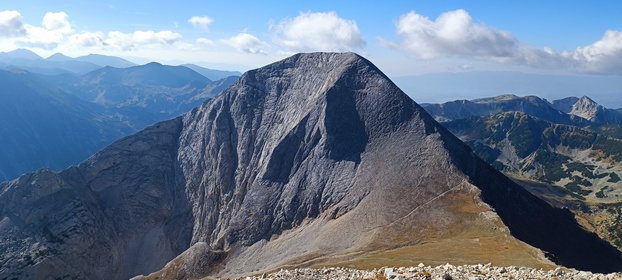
[1,53,622,280]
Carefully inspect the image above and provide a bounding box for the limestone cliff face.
[2,53,622,280]
[176,52,427,247]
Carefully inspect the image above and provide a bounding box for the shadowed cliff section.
[2,53,622,280]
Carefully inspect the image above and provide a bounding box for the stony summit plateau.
[1,52,621,279]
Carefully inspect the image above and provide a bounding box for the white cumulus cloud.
[387,10,518,59]
[69,32,106,47]
[101,30,181,51]
[16,11,74,49]
[0,10,26,37]
[133,30,181,45]
[385,9,622,75]
[188,16,213,30]
[569,30,622,74]
[21,26,66,49]
[273,11,365,53]
[42,12,72,34]
[221,33,267,54]
[104,31,135,51]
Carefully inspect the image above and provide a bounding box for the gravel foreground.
[236,264,622,280]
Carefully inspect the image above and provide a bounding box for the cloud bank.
[0,10,184,51]
[2,8,621,75]
[385,9,622,74]
[388,10,517,59]
[570,30,622,74]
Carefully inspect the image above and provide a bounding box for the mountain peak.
[550,96,580,113]
[46,53,73,61]
[240,52,393,100]
[1,48,42,60]
[76,54,137,68]
[145,61,164,66]
[268,52,374,73]
[473,94,520,103]
[257,52,370,77]
[578,95,597,104]
[571,95,603,121]
[3,52,622,279]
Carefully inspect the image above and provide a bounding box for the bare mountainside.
[1,53,621,280]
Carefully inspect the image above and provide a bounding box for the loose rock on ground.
[237,264,622,280]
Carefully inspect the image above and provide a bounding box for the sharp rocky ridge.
[1,52,621,280]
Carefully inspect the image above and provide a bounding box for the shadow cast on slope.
[446,135,622,273]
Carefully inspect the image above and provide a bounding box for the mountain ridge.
[2,53,621,280]
[393,71,622,109]
[423,94,590,126]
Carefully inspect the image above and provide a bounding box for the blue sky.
[1,1,622,77]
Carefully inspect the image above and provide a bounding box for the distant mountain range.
[0,52,240,181]
[394,71,622,109]
[180,64,242,80]
[0,48,136,75]
[423,94,591,125]
[422,94,622,248]
[423,94,622,197]
[40,62,231,121]
[0,48,242,78]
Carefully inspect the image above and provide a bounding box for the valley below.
[423,95,622,251]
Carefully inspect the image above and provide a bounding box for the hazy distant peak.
[142,61,164,67]
[76,54,137,68]
[0,48,42,60]
[570,95,604,122]
[180,63,242,80]
[46,53,73,61]
[473,94,520,103]
[578,95,597,104]
[550,97,580,113]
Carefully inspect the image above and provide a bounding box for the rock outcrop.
[2,53,622,280]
